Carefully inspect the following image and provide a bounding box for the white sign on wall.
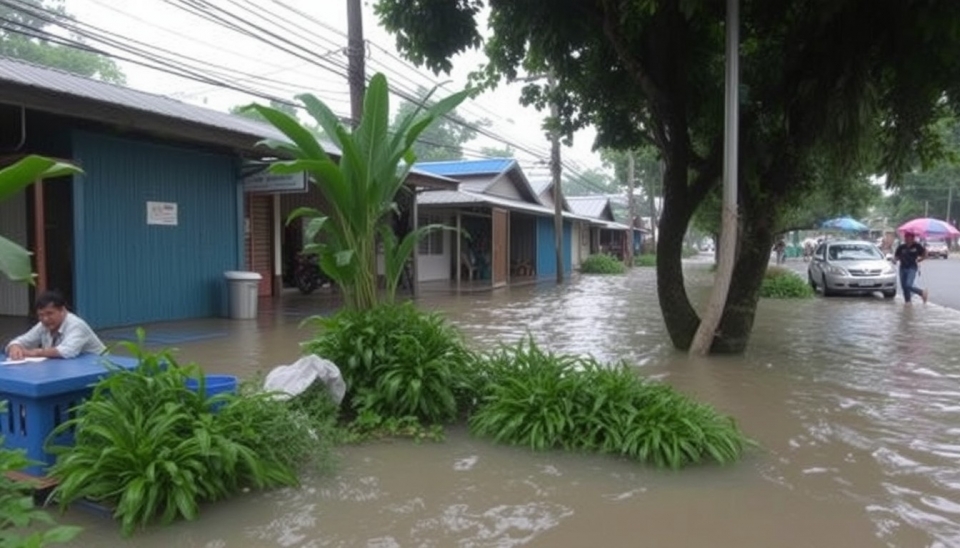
[243,171,308,194]
[147,201,178,226]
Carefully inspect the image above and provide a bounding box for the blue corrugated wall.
[72,131,242,328]
[536,217,573,278]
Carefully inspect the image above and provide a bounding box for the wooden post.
[33,180,47,292]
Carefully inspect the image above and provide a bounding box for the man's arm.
[5,323,43,355]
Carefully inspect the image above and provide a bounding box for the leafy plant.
[302,302,475,424]
[759,266,814,299]
[468,337,750,468]
[47,337,302,537]
[341,410,445,444]
[0,407,80,548]
[0,156,81,283]
[580,254,626,274]
[634,254,657,267]
[247,73,472,310]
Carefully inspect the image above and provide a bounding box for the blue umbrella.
[821,217,868,232]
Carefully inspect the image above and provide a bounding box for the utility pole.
[346,0,365,128]
[690,0,739,356]
[925,200,930,218]
[625,152,636,267]
[549,74,564,284]
[947,185,953,224]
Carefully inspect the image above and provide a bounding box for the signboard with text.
[146,201,178,226]
[242,171,308,194]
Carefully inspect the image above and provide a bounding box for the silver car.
[807,240,897,298]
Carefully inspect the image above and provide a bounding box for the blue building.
[0,57,286,328]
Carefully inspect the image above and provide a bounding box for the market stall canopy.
[820,217,868,231]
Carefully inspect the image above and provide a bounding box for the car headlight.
[882,265,895,275]
[825,265,848,276]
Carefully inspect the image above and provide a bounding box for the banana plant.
[247,73,472,310]
[0,156,82,283]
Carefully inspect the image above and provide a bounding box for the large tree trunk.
[655,161,702,350]
[710,197,777,354]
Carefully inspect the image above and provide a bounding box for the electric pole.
[549,74,564,284]
[346,0,365,128]
[947,185,953,224]
[625,152,636,267]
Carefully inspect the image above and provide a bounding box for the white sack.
[263,355,346,404]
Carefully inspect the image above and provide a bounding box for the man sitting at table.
[4,290,106,360]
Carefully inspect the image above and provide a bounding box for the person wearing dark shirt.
[893,231,928,304]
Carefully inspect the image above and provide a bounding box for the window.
[418,215,445,255]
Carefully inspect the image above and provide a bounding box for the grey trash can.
[224,271,262,319]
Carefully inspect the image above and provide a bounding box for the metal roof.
[529,178,551,196]
[414,158,515,177]
[567,195,614,220]
[419,188,592,222]
[0,57,457,189]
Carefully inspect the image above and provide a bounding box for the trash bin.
[224,271,262,319]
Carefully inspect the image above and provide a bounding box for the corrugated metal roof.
[414,158,515,177]
[529,178,551,196]
[567,195,612,219]
[0,56,297,145]
[419,188,592,221]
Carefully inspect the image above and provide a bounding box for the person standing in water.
[893,231,928,304]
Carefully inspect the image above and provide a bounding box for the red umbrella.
[897,218,960,239]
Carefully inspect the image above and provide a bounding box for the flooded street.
[62,262,960,547]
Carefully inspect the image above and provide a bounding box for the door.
[492,208,508,287]
[245,195,273,297]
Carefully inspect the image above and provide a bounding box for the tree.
[0,0,124,83]
[602,147,662,241]
[478,144,515,158]
[230,100,297,121]
[563,166,618,196]
[375,0,960,354]
[248,73,470,310]
[391,87,479,161]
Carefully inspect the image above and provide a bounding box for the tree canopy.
[0,0,124,83]
[376,0,960,354]
[391,87,481,161]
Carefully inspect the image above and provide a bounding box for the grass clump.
[634,254,657,267]
[580,254,626,274]
[303,302,475,426]
[759,266,814,299]
[48,335,334,537]
[468,338,749,468]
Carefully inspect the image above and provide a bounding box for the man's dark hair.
[35,290,67,310]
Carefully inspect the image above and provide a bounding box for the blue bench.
[0,353,139,476]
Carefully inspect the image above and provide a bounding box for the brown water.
[60,263,960,547]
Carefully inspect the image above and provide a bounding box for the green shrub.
[580,254,626,274]
[0,406,80,548]
[468,338,750,468]
[48,338,307,537]
[682,245,699,258]
[303,302,475,424]
[634,254,657,267]
[759,266,814,299]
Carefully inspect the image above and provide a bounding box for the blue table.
[0,353,139,475]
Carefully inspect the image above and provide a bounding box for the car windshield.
[828,244,882,261]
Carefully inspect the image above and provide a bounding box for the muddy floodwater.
[61,263,960,547]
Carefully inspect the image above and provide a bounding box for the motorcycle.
[293,253,333,295]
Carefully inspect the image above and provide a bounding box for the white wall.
[0,191,29,316]
[417,230,451,281]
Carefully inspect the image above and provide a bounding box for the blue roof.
[413,158,515,177]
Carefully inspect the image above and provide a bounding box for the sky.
[62,0,605,177]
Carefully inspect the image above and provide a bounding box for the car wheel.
[822,275,836,297]
[883,290,896,299]
[808,272,817,290]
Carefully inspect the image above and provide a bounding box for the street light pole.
[346,0,365,128]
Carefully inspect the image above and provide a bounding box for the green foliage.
[0,406,80,548]
[48,337,304,537]
[580,254,626,274]
[340,410,445,444]
[759,267,814,299]
[681,245,699,258]
[0,156,81,283]
[468,338,749,468]
[249,73,471,310]
[0,0,124,83]
[634,254,656,267]
[392,86,480,161]
[302,302,475,424]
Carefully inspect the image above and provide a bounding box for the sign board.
[243,171,308,194]
[146,201,178,226]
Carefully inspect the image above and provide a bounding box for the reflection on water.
[63,265,960,547]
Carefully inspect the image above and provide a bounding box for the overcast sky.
[62,0,605,176]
